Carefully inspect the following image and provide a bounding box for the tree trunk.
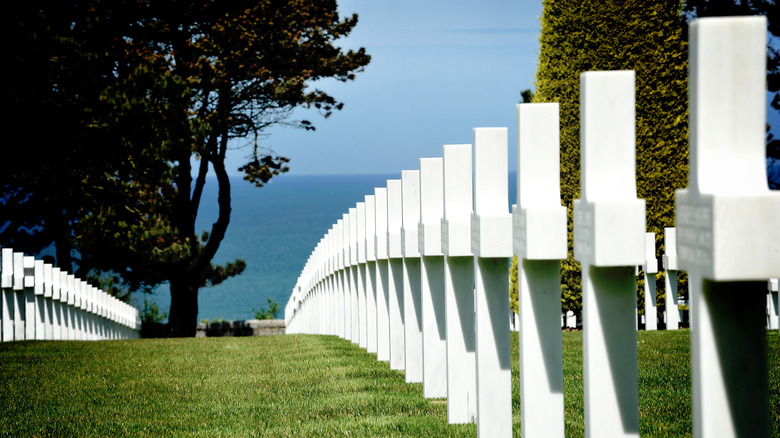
[168,271,199,337]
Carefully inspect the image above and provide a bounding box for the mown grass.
[0,330,778,437]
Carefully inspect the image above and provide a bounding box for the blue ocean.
[141,173,517,322]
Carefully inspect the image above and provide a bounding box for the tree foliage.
[509,255,519,315]
[2,0,370,336]
[253,298,280,320]
[533,0,689,314]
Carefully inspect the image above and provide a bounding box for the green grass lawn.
[0,330,778,437]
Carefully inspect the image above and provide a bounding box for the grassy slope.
[0,330,778,437]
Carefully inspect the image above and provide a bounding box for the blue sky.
[223,1,780,177]
[225,0,543,176]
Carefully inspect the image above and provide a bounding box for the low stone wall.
[195,319,285,337]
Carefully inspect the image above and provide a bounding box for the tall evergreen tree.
[532,0,689,315]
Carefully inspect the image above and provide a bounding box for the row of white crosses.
[0,248,141,341]
[286,16,777,438]
[285,132,514,434]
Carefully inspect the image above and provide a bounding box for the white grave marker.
[364,194,378,353]
[319,236,330,335]
[573,70,645,438]
[320,239,327,335]
[81,281,88,339]
[75,278,84,340]
[335,223,343,335]
[34,260,45,340]
[643,233,658,330]
[375,187,391,362]
[356,202,368,348]
[335,220,346,339]
[769,278,779,330]
[61,270,70,340]
[72,277,79,339]
[419,157,447,399]
[471,127,512,438]
[85,281,93,339]
[402,170,423,383]
[341,214,352,342]
[566,311,576,329]
[514,103,567,438]
[90,285,99,339]
[315,244,321,334]
[328,228,338,336]
[85,281,93,340]
[327,224,336,335]
[663,227,680,330]
[676,16,779,437]
[86,284,95,340]
[387,179,406,370]
[43,263,54,340]
[52,267,62,340]
[1,248,13,341]
[441,144,477,424]
[14,252,26,340]
[348,207,360,345]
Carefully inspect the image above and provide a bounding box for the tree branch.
[191,152,210,219]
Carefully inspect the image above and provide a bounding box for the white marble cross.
[387,179,406,371]
[327,226,337,336]
[348,207,359,345]
[676,16,779,438]
[43,263,54,340]
[643,232,658,330]
[331,223,342,337]
[339,216,351,341]
[662,227,680,330]
[401,170,423,383]
[441,144,476,424]
[329,228,338,336]
[34,260,46,340]
[14,252,27,340]
[74,278,84,340]
[769,278,779,330]
[67,274,77,340]
[364,194,378,353]
[374,187,391,362]
[514,102,567,438]
[57,268,70,340]
[573,70,645,438]
[1,248,13,341]
[356,202,368,349]
[471,127,512,438]
[419,157,447,399]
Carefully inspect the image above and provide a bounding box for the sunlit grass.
[0,329,778,437]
